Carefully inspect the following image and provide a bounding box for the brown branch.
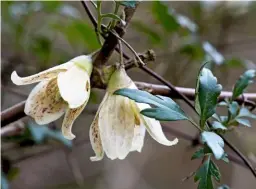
[135,82,256,106]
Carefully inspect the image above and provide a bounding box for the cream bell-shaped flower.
[11,55,93,140]
[89,67,178,161]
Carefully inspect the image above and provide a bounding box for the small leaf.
[212,121,227,130]
[141,107,187,121]
[194,156,214,189]
[201,131,224,160]
[232,69,256,100]
[198,68,222,128]
[119,1,138,8]
[235,118,251,127]
[237,107,256,119]
[228,101,239,118]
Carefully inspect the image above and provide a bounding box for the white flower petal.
[89,93,108,161]
[89,115,104,161]
[11,62,73,85]
[57,66,90,109]
[24,79,67,125]
[98,94,135,160]
[137,102,178,146]
[130,124,146,152]
[129,100,146,152]
[70,55,93,75]
[62,101,88,140]
[129,82,178,146]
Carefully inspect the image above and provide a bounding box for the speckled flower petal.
[11,62,73,85]
[57,66,90,109]
[89,93,108,161]
[24,79,67,125]
[62,100,88,140]
[89,115,104,161]
[98,94,135,160]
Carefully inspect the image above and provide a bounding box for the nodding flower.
[89,67,178,161]
[11,55,93,140]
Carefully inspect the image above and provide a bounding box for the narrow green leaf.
[115,88,188,121]
[212,121,227,130]
[235,118,251,127]
[141,107,187,121]
[152,1,179,33]
[198,68,222,128]
[232,69,256,100]
[201,131,224,160]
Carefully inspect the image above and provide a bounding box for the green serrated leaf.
[114,88,188,121]
[194,157,214,189]
[209,160,221,182]
[201,131,224,160]
[141,107,187,121]
[235,118,251,127]
[198,68,222,128]
[152,1,180,33]
[212,121,227,130]
[232,69,256,100]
